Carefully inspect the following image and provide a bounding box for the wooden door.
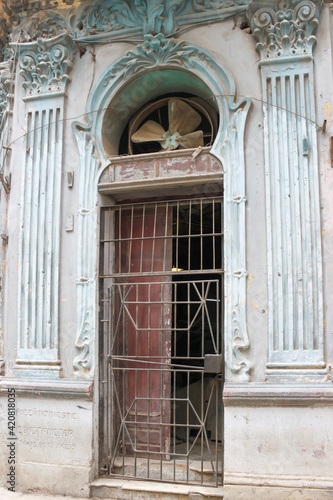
[112,204,172,457]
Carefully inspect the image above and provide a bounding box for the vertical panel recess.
[16,96,65,373]
[262,61,325,376]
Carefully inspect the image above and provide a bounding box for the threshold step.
[111,457,221,483]
[91,478,223,500]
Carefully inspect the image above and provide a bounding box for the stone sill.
[98,172,223,198]
[223,383,333,407]
[0,378,93,400]
[224,471,333,490]
[91,478,222,499]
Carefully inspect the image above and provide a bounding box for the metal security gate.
[99,197,224,486]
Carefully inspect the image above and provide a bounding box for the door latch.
[204,354,223,374]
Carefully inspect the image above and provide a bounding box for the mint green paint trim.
[14,35,75,377]
[101,68,216,157]
[75,34,252,382]
[248,0,325,378]
[12,0,249,44]
[72,123,100,377]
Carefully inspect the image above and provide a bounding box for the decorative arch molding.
[72,123,101,375]
[73,33,252,382]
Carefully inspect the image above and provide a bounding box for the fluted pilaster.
[15,34,75,377]
[248,0,326,381]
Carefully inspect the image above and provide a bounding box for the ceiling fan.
[131,98,204,151]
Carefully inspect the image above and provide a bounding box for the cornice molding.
[248,0,323,61]
[0,377,93,399]
[223,383,333,406]
[18,33,75,96]
[6,0,249,47]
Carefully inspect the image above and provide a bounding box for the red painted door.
[113,204,172,457]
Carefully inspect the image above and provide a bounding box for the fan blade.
[168,99,202,136]
[178,130,204,149]
[131,120,165,143]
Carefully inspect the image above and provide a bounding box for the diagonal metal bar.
[110,374,128,467]
[201,282,218,354]
[110,284,133,353]
[100,198,223,486]
[201,378,219,474]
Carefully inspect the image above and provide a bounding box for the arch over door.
[73,34,252,383]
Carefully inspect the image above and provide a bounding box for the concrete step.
[91,478,223,500]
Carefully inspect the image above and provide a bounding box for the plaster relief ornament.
[6,0,250,45]
[2,0,77,14]
[19,34,75,95]
[193,0,248,9]
[0,58,14,126]
[249,0,323,59]
[104,33,200,82]
[230,305,251,377]
[75,0,185,36]
[79,32,252,380]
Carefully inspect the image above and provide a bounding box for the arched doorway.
[72,33,251,487]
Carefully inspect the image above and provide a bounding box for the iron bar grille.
[99,197,224,486]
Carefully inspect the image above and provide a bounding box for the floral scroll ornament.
[9,0,249,42]
[19,34,75,96]
[230,306,251,378]
[76,0,186,36]
[250,0,322,59]
[0,59,14,127]
[104,33,199,83]
[73,307,93,372]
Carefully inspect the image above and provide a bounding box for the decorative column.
[248,0,326,381]
[15,34,75,378]
[0,51,14,375]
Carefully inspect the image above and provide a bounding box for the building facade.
[0,0,332,498]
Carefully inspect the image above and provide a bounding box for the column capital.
[247,0,323,61]
[18,33,75,97]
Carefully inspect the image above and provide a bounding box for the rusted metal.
[204,355,223,374]
[99,197,223,486]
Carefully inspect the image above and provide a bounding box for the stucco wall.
[315,4,333,370]
[0,2,332,497]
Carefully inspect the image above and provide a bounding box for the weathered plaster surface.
[0,379,93,496]
[181,19,268,382]
[247,0,327,381]
[224,404,333,484]
[0,0,332,496]
[315,4,333,373]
